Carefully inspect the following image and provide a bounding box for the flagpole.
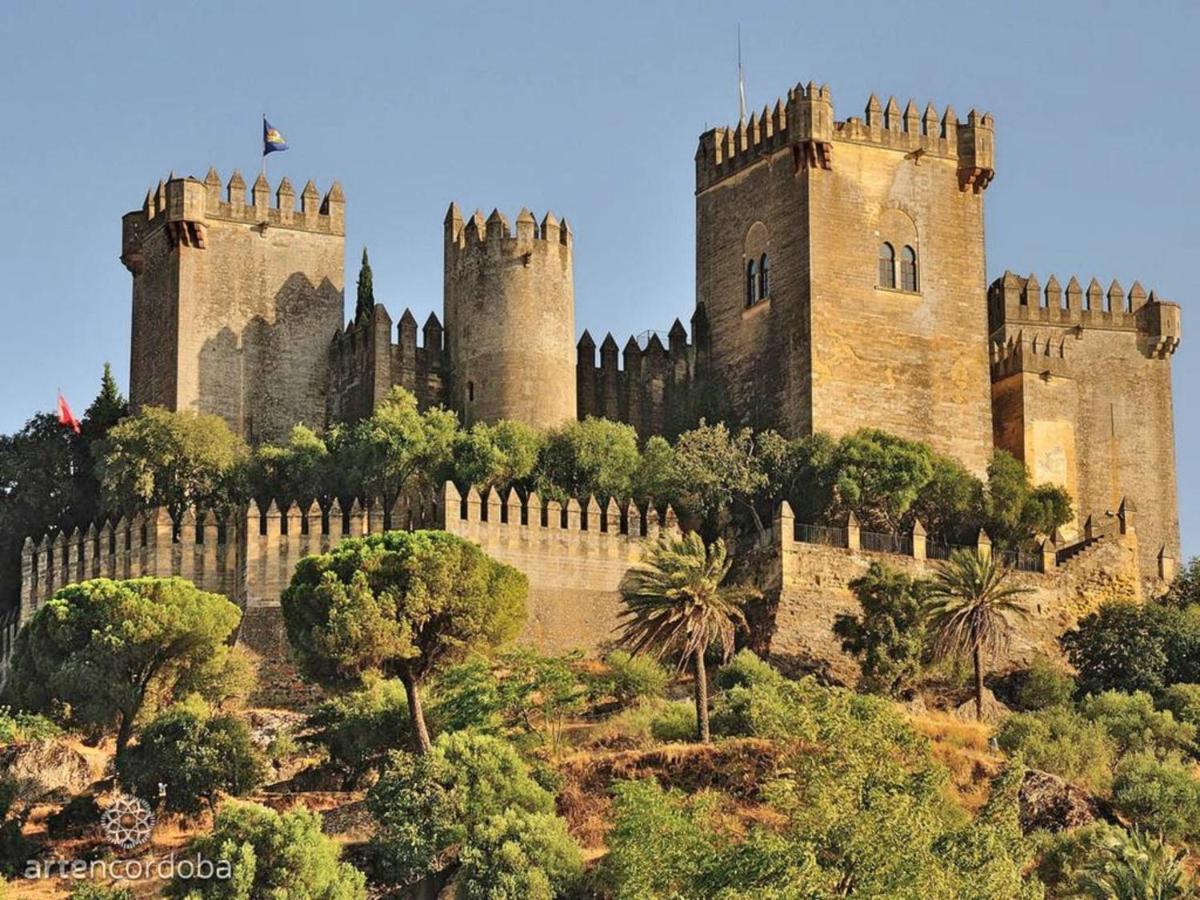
[261,113,267,183]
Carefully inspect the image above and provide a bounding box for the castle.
[4,77,1183,688]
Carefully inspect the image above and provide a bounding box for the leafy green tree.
[1110,751,1200,843]
[450,420,542,494]
[631,436,682,510]
[1162,556,1200,609]
[456,807,584,900]
[909,454,985,545]
[95,406,247,521]
[616,533,754,742]
[825,428,934,533]
[304,675,413,787]
[835,562,931,696]
[117,700,264,813]
[282,530,526,753]
[367,732,576,892]
[171,801,365,899]
[354,247,375,322]
[600,650,670,707]
[347,387,459,506]
[1062,601,1200,698]
[757,430,837,524]
[1159,683,1200,730]
[1008,654,1076,711]
[6,577,241,754]
[535,417,641,503]
[924,549,1032,720]
[984,450,1072,549]
[1068,827,1195,899]
[670,421,771,535]
[245,424,335,508]
[995,705,1119,792]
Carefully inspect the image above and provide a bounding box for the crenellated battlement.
[988,271,1181,358]
[696,80,994,193]
[444,203,572,253]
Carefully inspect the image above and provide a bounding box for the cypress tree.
[84,362,127,431]
[355,248,375,323]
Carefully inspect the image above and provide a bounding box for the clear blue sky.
[0,1,1196,554]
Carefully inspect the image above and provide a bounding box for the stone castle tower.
[694,83,997,474]
[122,169,345,442]
[443,204,576,428]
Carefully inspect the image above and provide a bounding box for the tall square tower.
[695,82,995,474]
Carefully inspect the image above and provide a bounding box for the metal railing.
[795,522,846,548]
[860,530,912,556]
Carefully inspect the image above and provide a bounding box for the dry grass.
[908,710,1003,814]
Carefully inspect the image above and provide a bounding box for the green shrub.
[117,703,264,814]
[1062,601,1200,697]
[366,731,578,888]
[68,886,134,900]
[1110,751,1200,843]
[1011,656,1076,711]
[713,649,784,692]
[602,651,669,707]
[46,794,101,839]
[456,808,584,900]
[834,562,930,696]
[649,701,699,742]
[170,801,365,899]
[1159,683,1200,730]
[0,706,62,745]
[305,676,412,787]
[1078,690,1196,757]
[1031,821,1127,899]
[995,707,1118,792]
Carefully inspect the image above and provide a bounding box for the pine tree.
[83,362,127,432]
[355,247,375,323]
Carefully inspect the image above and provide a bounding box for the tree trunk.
[115,711,134,758]
[693,647,711,744]
[401,671,432,754]
[973,646,984,722]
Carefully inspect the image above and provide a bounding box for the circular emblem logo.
[100,795,155,849]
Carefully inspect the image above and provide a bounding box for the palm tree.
[925,548,1032,720]
[615,532,755,742]
[1071,828,1194,899]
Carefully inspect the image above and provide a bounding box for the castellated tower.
[694,82,996,474]
[443,204,576,429]
[122,169,345,442]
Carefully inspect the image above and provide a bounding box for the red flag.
[57,392,81,435]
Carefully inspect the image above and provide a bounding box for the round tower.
[443,203,576,429]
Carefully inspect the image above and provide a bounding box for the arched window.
[878,243,896,289]
[900,245,918,292]
[758,254,770,300]
[746,259,758,307]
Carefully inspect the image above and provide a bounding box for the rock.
[1019,768,1098,832]
[243,708,307,750]
[1,740,94,801]
[951,687,1011,724]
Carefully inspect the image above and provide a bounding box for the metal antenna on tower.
[737,24,747,124]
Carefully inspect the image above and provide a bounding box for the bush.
[68,886,134,900]
[602,651,669,707]
[0,706,62,745]
[995,707,1118,792]
[1062,601,1200,697]
[170,801,365,899]
[1159,683,1200,729]
[649,701,699,742]
[1031,821,1127,898]
[305,676,412,787]
[367,731,578,888]
[117,703,264,814]
[835,562,930,697]
[713,649,784,692]
[456,808,584,900]
[1010,656,1076,711]
[1110,752,1200,843]
[1078,690,1196,757]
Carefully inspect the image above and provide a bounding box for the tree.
[615,533,754,742]
[117,700,264,813]
[669,422,772,536]
[347,387,459,507]
[450,420,542,495]
[82,363,128,438]
[355,247,375,323]
[924,549,1032,720]
[835,562,930,696]
[825,428,935,533]
[245,424,335,508]
[171,801,365,899]
[282,530,526,753]
[1062,601,1200,698]
[535,417,642,503]
[6,577,242,754]
[94,406,247,521]
[908,454,985,545]
[984,450,1072,549]
[1162,556,1200,609]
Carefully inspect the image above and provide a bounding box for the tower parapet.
[443,203,576,428]
[695,82,994,193]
